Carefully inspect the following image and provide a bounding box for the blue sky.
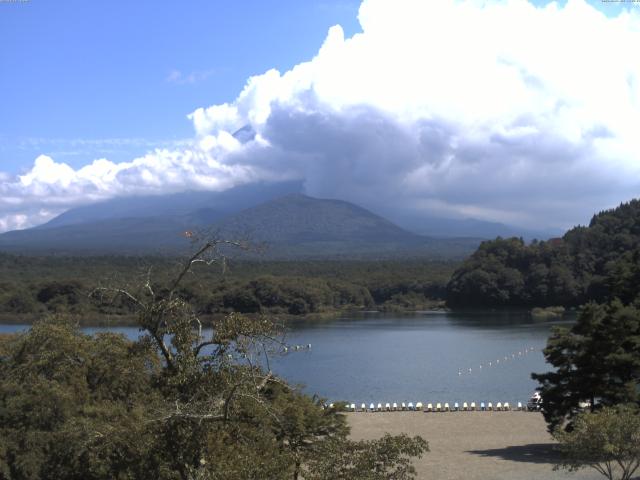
[0,0,639,232]
[0,0,361,172]
[0,0,629,173]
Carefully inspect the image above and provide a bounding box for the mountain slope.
[38,181,303,230]
[217,194,422,244]
[0,193,481,258]
[397,216,558,241]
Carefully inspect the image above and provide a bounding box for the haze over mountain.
[0,184,505,258]
[37,181,303,230]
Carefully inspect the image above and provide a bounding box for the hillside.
[36,181,303,230]
[446,199,640,307]
[214,194,457,258]
[0,192,481,259]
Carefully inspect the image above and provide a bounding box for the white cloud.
[2,0,640,232]
[166,68,215,85]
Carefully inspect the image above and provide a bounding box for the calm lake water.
[1,311,568,406]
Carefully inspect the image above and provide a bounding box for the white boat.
[527,392,543,411]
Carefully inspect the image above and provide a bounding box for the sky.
[0,0,639,232]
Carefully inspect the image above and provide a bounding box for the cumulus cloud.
[2,0,640,232]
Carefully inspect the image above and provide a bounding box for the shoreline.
[0,307,452,327]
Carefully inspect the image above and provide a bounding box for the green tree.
[554,406,640,480]
[532,301,640,432]
[0,316,163,480]
[306,433,428,480]
[0,239,428,480]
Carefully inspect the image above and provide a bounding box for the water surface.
[1,311,567,406]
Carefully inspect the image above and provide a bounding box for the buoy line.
[457,346,537,377]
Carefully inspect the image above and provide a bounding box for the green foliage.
[0,244,427,479]
[306,434,428,480]
[554,406,640,480]
[532,301,640,432]
[0,317,163,480]
[447,199,640,307]
[0,255,455,321]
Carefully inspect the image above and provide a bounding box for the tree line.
[0,256,453,321]
[447,199,640,308]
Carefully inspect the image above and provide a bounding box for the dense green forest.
[447,199,640,308]
[0,254,454,322]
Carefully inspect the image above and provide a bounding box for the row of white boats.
[334,400,531,412]
[330,392,545,412]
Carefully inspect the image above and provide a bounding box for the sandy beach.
[347,411,603,480]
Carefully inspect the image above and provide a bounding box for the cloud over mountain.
[2,0,639,232]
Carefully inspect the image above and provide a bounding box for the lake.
[0,311,567,407]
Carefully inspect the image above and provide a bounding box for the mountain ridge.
[0,192,482,259]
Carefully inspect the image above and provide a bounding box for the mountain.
[213,193,476,258]
[38,181,303,230]
[0,190,481,259]
[217,193,421,244]
[389,213,558,240]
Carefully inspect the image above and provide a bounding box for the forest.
[0,255,454,323]
[446,199,640,308]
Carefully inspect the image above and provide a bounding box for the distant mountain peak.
[0,188,481,259]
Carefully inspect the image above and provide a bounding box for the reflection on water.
[1,311,568,405]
